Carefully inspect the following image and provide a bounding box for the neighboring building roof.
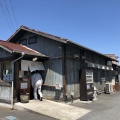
[105,54,119,59]
[105,54,119,65]
[0,40,47,57]
[7,25,118,62]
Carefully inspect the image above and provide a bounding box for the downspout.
[11,52,25,110]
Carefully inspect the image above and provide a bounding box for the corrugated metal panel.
[0,86,12,101]
[84,52,91,61]
[68,40,118,62]
[0,48,13,58]
[94,70,103,90]
[66,59,80,98]
[66,45,80,56]
[44,59,62,86]
[106,71,114,82]
[101,57,106,65]
[93,70,114,92]
[43,59,63,98]
[22,34,62,57]
[93,69,98,82]
[38,36,62,57]
[94,55,100,63]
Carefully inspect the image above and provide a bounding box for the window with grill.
[28,36,37,44]
[19,39,27,45]
[86,70,93,83]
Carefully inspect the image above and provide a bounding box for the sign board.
[3,74,13,81]
[30,61,45,72]
[101,77,105,82]
[20,83,28,89]
[87,84,90,89]
[21,60,45,71]
[19,71,24,78]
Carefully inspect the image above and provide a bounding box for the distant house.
[0,26,119,104]
[105,54,120,91]
[105,54,119,64]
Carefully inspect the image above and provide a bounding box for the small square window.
[19,39,27,45]
[28,36,37,44]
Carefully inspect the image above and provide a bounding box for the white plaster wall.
[0,86,11,100]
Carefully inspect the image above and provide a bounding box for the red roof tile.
[0,40,47,57]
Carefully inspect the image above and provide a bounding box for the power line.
[10,0,18,28]
[4,0,15,31]
[0,0,13,32]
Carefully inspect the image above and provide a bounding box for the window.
[19,39,27,45]
[3,61,12,81]
[28,36,37,44]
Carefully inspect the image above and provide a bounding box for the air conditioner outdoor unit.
[105,83,113,94]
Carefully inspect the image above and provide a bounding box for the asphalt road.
[0,106,57,120]
[0,92,120,120]
[71,91,120,120]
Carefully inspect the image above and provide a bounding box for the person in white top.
[31,70,43,101]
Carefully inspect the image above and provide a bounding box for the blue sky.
[0,0,120,61]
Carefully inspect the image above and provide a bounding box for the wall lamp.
[32,57,38,61]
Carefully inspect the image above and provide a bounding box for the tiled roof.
[22,26,67,42]
[105,54,119,59]
[7,25,118,62]
[0,40,47,57]
[8,25,67,43]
